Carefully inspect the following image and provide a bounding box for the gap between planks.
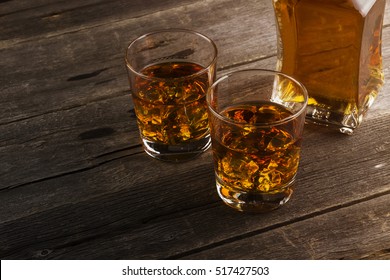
[0,144,143,191]
[0,0,211,49]
[167,186,390,259]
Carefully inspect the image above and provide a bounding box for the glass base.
[305,105,360,135]
[142,135,211,162]
[305,91,379,135]
[216,177,294,213]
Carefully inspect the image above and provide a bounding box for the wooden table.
[1,0,390,260]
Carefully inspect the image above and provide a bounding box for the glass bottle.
[272,0,386,134]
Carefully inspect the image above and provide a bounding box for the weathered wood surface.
[0,0,389,259]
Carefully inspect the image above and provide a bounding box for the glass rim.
[125,28,218,82]
[206,69,308,128]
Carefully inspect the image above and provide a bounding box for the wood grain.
[1,112,389,259]
[1,0,390,260]
[0,0,275,123]
[184,193,390,260]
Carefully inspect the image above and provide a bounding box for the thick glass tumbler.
[126,29,217,161]
[207,69,308,212]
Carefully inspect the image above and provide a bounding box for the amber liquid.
[273,0,385,132]
[132,62,209,145]
[211,102,302,211]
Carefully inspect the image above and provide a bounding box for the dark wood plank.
[0,56,279,190]
[2,0,390,43]
[0,0,199,41]
[183,193,390,260]
[0,151,217,258]
[1,0,390,260]
[0,0,275,124]
[1,111,389,259]
[2,22,390,190]
[1,1,390,122]
[0,95,139,189]
[0,0,273,185]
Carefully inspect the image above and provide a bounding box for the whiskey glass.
[207,69,308,212]
[126,29,217,161]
